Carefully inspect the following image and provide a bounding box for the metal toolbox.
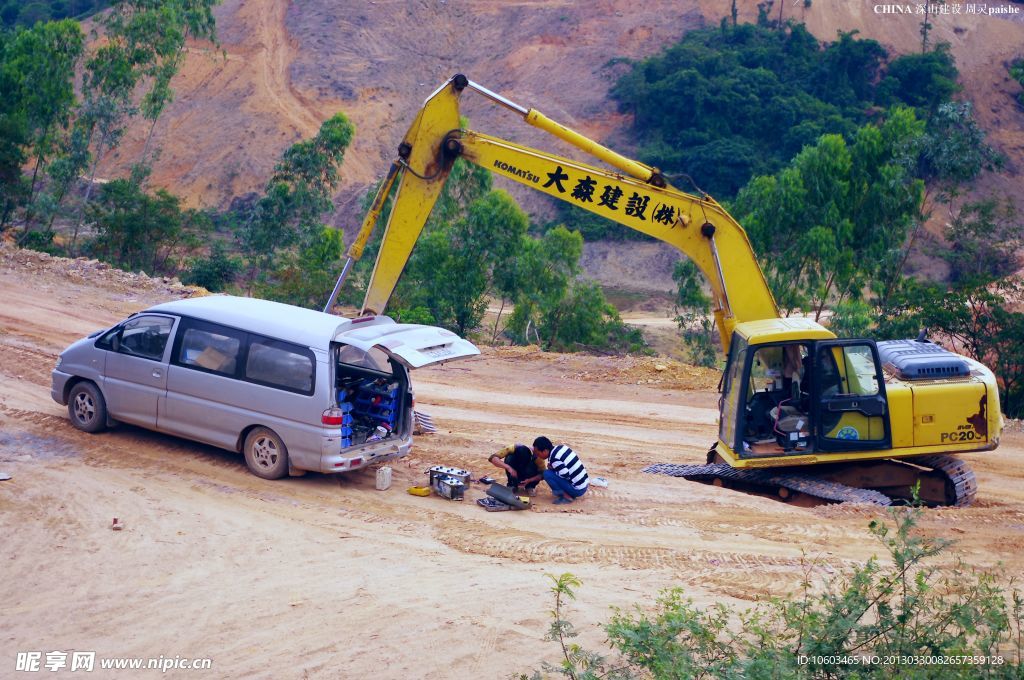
[428,465,471,487]
[434,475,465,501]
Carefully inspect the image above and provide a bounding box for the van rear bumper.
[319,437,411,473]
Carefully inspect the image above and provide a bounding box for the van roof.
[146,295,351,349]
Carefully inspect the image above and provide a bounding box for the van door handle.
[152,369,162,378]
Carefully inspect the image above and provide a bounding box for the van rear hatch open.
[334,319,479,368]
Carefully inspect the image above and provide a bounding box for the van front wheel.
[68,382,107,433]
[243,427,289,480]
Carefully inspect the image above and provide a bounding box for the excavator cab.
[720,327,892,459]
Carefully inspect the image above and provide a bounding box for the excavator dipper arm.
[338,74,779,351]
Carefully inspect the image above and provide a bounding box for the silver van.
[51,295,479,479]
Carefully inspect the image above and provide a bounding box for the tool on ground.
[477,497,513,511]
[486,483,529,509]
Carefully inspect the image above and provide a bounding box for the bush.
[879,46,959,114]
[1011,58,1024,108]
[17,228,61,255]
[537,280,648,354]
[526,502,1023,679]
[673,259,717,367]
[181,240,241,292]
[85,179,210,276]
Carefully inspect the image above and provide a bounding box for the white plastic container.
[375,466,392,490]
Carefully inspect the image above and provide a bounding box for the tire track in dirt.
[430,511,842,575]
[1,398,433,540]
[240,0,324,136]
[0,342,56,387]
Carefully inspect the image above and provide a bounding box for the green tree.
[1010,58,1024,108]
[85,178,210,275]
[918,101,1001,200]
[541,280,646,354]
[673,259,716,367]
[395,190,528,335]
[238,113,355,289]
[505,225,583,346]
[877,199,1024,417]
[944,198,1022,284]
[878,45,959,115]
[261,227,345,309]
[339,156,494,309]
[125,0,220,176]
[733,108,925,321]
[611,23,889,198]
[1,0,109,27]
[828,298,875,338]
[62,0,220,252]
[0,31,31,227]
[0,19,83,232]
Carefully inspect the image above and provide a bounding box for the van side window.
[118,315,174,360]
[245,338,314,394]
[177,323,243,376]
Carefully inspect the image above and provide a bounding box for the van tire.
[68,382,108,433]
[243,427,289,480]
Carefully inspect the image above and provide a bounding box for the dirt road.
[2,248,1023,678]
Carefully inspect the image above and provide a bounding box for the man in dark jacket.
[487,443,545,495]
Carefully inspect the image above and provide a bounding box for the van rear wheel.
[243,427,289,480]
[68,382,107,433]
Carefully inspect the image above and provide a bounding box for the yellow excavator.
[325,74,1003,506]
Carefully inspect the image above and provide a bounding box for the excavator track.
[643,463,892,505]
[644,454,977,507]
[911,454,977,507]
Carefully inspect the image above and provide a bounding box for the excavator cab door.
[812,340,891,452]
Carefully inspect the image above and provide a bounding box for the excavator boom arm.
[351,75,779,350]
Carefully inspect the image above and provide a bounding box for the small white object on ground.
[0,473,11,481]
[591,476,609,488]
[111,518,124,531]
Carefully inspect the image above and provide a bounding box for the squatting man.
[487,436,589,505]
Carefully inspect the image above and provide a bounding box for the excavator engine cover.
[877,340,971,380]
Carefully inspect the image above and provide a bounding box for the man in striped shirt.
[533,436,589,505]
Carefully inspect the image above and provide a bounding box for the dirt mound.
[0,242,205,299]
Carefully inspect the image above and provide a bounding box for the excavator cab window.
[812,341,891,451]
[737,342,813,457]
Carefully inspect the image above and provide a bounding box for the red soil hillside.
[101,1,1024,238]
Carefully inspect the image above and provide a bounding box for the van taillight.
[322,408,344,426]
